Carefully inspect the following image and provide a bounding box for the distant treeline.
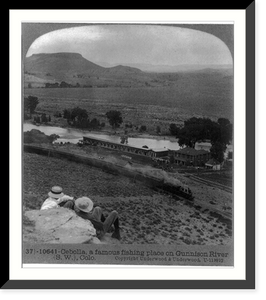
[44,82,118,89]
[45,81,80,88]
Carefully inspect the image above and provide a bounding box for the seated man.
[41,186,74,210]
[74,197,121,240]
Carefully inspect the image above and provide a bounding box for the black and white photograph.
[22,22,234,266]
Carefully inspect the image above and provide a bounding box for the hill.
[24,52,145,87]
[25,52,105,73]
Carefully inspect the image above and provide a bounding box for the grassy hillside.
[23,151,232,245]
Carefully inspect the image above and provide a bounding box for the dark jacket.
[74,208,104,231]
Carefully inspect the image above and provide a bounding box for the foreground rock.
[24,208,99,244]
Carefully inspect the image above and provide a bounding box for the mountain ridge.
[25,52,143,74]
[24,52,233,88]
[24,52,152,87]
[94,61,233,73]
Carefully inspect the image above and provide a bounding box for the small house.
[205,158,221,170]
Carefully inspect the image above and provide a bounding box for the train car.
[154,179,194,200]
[133,170,194,201]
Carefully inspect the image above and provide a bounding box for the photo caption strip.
[23,243,233,266]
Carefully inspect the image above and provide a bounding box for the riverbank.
[23,121,182,151]
[23,119,179,143]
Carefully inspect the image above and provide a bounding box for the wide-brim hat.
[75,197,94,213]
[48,186,64,199]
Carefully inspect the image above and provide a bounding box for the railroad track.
[154,187,232,222]
[187,174,233,193]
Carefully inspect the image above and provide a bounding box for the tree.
[178,127,197,148]
[125,123,132,129]
[54,111,62,118]
[139,125,147,132]
[169,123,180,136]
[178,123,205,148]
[60,81,71,88]
[66,107,88,128]
[90,118,100,129]
[106,110,123,129]
[217,118,233,146]
[35,115,41,123]
[71,107,88,124]
[24,96,39,117]
[217,117,231,127]
[63,109,72,119]
[176,117,232,149]
[41,113,48,123]
[210,142,227,163]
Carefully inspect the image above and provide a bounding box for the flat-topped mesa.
[25,52,143,78]
[26,53,101,75]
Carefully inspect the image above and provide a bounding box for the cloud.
[26,24,233,66]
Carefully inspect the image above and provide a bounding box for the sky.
[26,24,233,67]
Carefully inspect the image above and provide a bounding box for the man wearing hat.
[41,186,74,210]
[74,197,121,240]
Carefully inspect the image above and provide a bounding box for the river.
[23,123,181,150]
[23,123,232,154]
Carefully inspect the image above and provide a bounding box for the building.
[83,136,153,157]
[82,136,173,163]
[205,158,221,170]
[149,148,169,158]
[173,147,211,166]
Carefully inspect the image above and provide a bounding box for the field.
[24,70,233,134]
